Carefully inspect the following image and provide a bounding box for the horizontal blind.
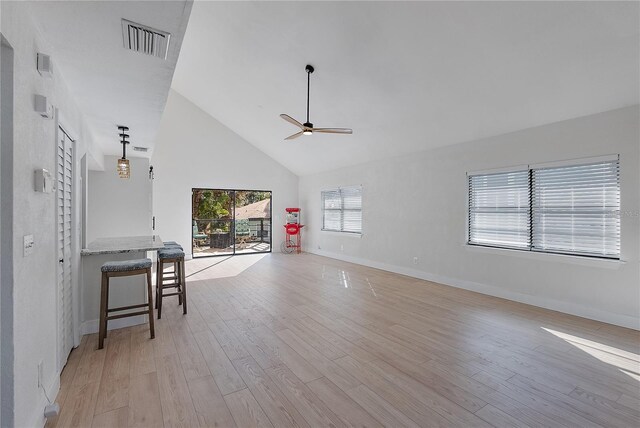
[322,190,342,231]
[468,170,530,248]
[323,190,342,210]
[322,187,362,233]
[342,186,362,233]
[532,160,620,258]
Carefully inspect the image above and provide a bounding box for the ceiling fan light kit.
[280,64,352,140]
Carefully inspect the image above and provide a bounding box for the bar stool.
[156,241,184,292]
[156,248,187,319]
[155,241,183,304]
[98,258,154,349]
[161,241,184,285]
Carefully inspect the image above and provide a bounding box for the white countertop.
[81,235,164,256]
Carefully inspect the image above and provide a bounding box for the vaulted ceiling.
[172,1,639,176]
[29,0,192,163]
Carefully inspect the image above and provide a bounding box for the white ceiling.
[29,0,192,161]
[172,1,639,176]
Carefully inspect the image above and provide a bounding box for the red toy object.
[282,208,303,254]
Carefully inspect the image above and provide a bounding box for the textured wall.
[300,106,640,329]
[1,2,96,426]
[87,156,152,244]
[152,90,299,257]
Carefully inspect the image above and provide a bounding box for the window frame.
[467,168,532,251]
[467,156,620,260]
[321,186,363,235]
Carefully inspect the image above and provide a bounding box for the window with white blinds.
[532,160,620,258]
[322,186,362,234]
[468,170,531,249]
[468,157,620,259]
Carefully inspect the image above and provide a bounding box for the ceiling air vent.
[121,19,171,60]
[133,146,148,152]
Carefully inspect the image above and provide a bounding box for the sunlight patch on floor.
[619,368,640,382]
[542,327,640,378]
[185,253,268,281]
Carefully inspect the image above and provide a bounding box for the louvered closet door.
[57,128,73,369]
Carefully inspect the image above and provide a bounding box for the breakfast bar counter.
[81,235,164,255]
[81,235,164,334]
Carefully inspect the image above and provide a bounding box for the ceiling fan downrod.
[305,64,314,128]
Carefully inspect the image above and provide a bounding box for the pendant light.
[117,126,130,179]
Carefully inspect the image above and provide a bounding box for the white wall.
[1,2,97,426]
[87,156,152,243]
[299,106,640,329]
[152,90,299,256]
[0,32,14,428]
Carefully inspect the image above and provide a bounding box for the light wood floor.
[48,253,639,428]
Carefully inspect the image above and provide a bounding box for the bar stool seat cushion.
[158,248,185,259]
[101,258,152,272]
[164,243,183,250]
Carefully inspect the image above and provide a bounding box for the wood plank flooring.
[48,253,640,427]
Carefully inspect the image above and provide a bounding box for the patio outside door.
[234,190,272,254]
[192,189,234,256]
[192,188,272,257]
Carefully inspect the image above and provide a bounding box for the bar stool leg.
[157,260,164,319]
[104,274,110,339]
[98,272,108,349]
[177,270,183,306]
[181,258,187,315]
[146,267,155,339]
[155,259,160,310]
[177,260,183,306]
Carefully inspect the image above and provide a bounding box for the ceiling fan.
[280,64,353,140]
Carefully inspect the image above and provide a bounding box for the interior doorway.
[192,188,272,257]
[56,127,75,370]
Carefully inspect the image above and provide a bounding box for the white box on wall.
[34,168,54,193]
[37,52,53,78]
[34,94,53,119]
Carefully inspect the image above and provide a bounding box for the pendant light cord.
[118,126,129,160]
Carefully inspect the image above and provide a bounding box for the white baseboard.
[32,371,61,428]
[309,248,640,331]
[80,315,147,335]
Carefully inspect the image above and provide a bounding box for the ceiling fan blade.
[312,128,353,135]
[280,114,305,129]
[285,131,304,140]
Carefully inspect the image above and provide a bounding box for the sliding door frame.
[191,187,273,258]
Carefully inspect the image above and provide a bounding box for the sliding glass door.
[192,189,234,256]
[234,190,272,254]
[192,188,272,258]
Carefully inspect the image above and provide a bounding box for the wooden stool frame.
[156,255,187,319]
[98,267,154,349]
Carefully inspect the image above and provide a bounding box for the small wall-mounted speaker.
[37,53,53,78]
[34,94,53,119]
